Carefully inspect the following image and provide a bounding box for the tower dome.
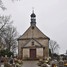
[31,13,36,17]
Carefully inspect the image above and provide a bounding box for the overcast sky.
[0,0,67,54]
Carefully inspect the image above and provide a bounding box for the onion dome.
[31,13,36,17]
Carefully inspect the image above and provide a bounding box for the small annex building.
[18,11,50,60]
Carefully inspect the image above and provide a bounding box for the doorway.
[30,49,36,59]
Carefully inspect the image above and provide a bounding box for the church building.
[18,11,50,60]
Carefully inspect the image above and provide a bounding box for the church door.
[30,49,36,59]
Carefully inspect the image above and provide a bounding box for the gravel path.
[21,61,39,67]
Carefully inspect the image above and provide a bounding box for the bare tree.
[0,0,19,53]
[3,25,18,52]
[0,0,6,10]
[0,15,18,53]
[0,16,11,47]
[0,16,10,29]
[0,0,20,10]
[49,40,59,54]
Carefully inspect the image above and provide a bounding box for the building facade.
[18,11,50,60]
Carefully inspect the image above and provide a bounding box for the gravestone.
[50,59,58,67]
[4,55,8,63]
[58,60,64,67]
[1,64,4,67]
[9,55,13,64]
[58,56,64,67]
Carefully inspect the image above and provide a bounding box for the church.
[18,11,50,60]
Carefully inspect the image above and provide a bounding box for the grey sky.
[0,0,67,54]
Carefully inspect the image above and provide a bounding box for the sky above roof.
[0,0,67,54]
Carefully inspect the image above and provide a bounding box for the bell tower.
[30,10,36,26]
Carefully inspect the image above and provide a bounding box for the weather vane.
[32,7,34,13]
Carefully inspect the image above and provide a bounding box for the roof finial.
[32,7,34,13]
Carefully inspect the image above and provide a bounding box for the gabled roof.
[18,25,50,40]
